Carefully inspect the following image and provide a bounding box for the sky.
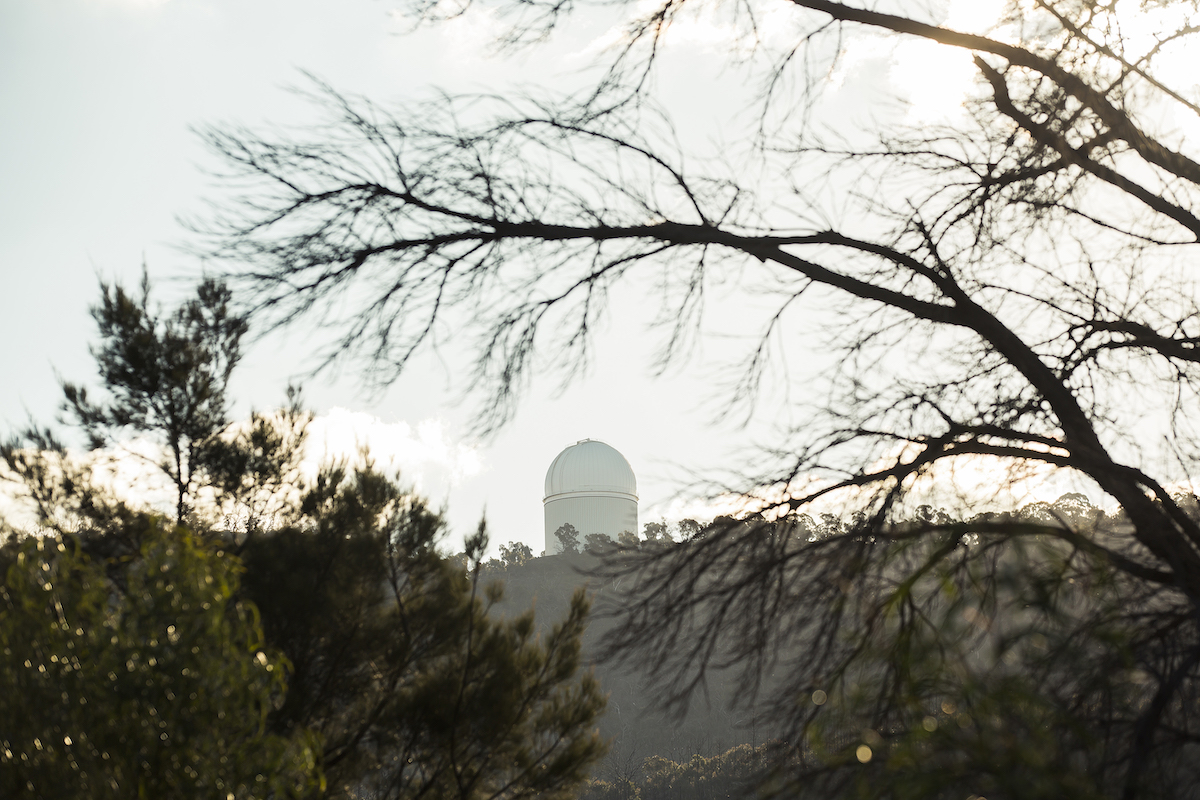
[1,0,1086,554]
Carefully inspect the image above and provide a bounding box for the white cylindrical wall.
[545,494,638,553]
[544,440,638,555]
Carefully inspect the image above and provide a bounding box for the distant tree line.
[580,742,776,800]
[477,491,1165,799]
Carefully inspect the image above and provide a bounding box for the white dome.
[544,439,638,500]
[543,440,638,555]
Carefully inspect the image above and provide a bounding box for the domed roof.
[544,439,637,500]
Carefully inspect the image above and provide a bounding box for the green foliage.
[499,540,534,569]
[360,580,607,800]
[819,679,1107,800]
[618,502,1170,798]
[584,498,1200,798]
[555,523,580,555]
[60,272,249,523]
[3,276,304,539]
[815,523,1131,799]
[0,424,128,536]
[579,743,773,800]
[585,533,614,555]
[640,523,668,544]
[242,469,608,800]
[3,275,609,800]
[581,777,640,800]
[239,462,435,788]
[198,389,311,535]
[0,519,322,799]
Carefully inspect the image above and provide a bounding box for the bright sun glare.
[835,0,1200,125]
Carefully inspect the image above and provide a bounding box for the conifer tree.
[61,272,249,524]
[3,276,608,799]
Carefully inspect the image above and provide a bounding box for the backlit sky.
[2,0,1079,552]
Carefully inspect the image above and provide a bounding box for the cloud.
[826,0,1008,123]
[0,410,483,532]
[303,409,482,496]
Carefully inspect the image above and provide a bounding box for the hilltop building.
[544,439,638,554]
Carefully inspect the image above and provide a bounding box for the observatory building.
[544,439,638,555]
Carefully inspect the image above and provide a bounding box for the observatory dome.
[544,440,638,555]
[544,439,638,499]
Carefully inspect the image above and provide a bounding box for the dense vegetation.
[0,278,606,799]
[484,492,1140,798]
